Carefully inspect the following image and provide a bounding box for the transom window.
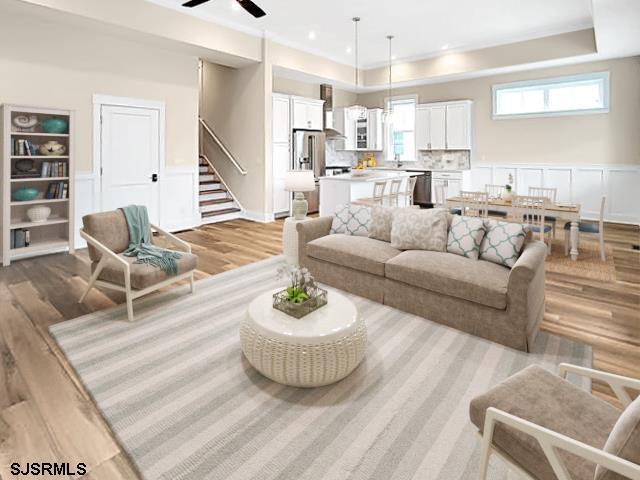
[492,72,609,119]
[385,96,416,161]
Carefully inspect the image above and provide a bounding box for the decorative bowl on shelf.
[27,206,51,223]
[41,117,68,134]
[13,187,39,202]
[39,140,67,156]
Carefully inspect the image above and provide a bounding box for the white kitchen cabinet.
[432,171,463,201]
[367,108,384,151]
[272,142,291,215]
[416,100,472,151]
[272,94,292,216]
[430,105,447,150]
[272,94,290,143]
[415,105,446,150]
[291,96,324,130]
[446,102,471,149]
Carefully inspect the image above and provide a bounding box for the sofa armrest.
[509,241,547,286]
[506,240,547,349]
[296,216,333,265]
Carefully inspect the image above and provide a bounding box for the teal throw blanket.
[120,205,181,276]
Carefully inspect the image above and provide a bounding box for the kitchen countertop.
[319,170,421,182]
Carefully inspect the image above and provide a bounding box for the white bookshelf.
[1,105,75,266]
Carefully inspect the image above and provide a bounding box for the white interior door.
[100,105,160,223]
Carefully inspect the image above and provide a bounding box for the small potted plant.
[503,174,515,202]
[273,265,328,318]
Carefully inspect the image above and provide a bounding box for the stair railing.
[200,153,244,211]
[199,117,247,176]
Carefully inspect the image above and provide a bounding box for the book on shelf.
[11,138,37,156]
[39,161,68,178]
[10,229,30,249]
[45,181,68,199]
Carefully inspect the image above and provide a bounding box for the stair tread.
[202,207,241,217]
[200,180,221,185]
[200,198,233,206]
[199,188,227,194]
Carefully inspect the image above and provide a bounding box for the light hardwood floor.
[0,219,637,479]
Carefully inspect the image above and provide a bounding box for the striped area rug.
[50,256,591,480]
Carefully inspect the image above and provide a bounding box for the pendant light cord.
[387,35,394,115]
[353,17,360,91]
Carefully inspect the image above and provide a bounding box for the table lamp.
[285,170,315,220]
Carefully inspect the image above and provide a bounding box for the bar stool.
[398,176,418,207]
[385,179,403,206]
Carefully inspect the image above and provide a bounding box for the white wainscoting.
[462,164,640,224]
[74,167,200,249]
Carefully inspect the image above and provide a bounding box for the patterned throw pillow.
[368,206,397,242]
[330,204,372,237]
[479,219,528,268]
[447,216,486,260]
[390,209,449,251]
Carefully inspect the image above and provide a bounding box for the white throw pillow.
[330,204,372,237]
[447,216,486,260]
[479,219,528,268]
[368,206,397,242]
[390,208,449,251]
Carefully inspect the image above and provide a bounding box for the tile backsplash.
[325,142,471,170]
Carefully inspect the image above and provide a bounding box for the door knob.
[151,173,158,182]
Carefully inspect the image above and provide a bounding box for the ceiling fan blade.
[182,0,210,7]
[237,0,266,18]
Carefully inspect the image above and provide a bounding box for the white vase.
[27,205,51,223]
[503,191,515,202]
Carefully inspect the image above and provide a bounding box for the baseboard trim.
[243,210,276,223]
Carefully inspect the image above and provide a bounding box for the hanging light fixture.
[384,35,395,125]
[352,17,360,91]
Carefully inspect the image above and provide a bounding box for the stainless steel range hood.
[320,84,346,140]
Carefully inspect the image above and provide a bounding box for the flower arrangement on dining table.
[273,265,328,318]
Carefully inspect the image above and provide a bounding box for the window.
[385,96,416,161]
[492,72,609,118]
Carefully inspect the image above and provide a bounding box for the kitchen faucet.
[394,153,403,168]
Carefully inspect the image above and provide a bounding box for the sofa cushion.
[385,250,510,309]
[447,215,486,260]
[470,365,620,480]
[83,210,131,262]
[306,234,401,276]
[92,251,198,290]
[480,219,528,268]
[368,205,398,242]
[390,208,449,252]
[596,396,640,480]
[330,204,371,237]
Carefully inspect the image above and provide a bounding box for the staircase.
[199,155,242,223]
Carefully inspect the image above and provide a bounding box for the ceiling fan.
[181,0,266,18]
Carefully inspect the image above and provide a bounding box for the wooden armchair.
[79,210,197,321]
[471,364,640,480]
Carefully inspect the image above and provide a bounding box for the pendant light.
[353,17,360,91]
[384,35,395,125]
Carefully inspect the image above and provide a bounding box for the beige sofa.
[297,216,547,352]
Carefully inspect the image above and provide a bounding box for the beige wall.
[358,57,640,166]
[201,59,271,215]
[0,7,199,172]
[273,76,358,107]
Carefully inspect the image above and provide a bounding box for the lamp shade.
[284,170,315,192]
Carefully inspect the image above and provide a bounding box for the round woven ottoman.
[240,288,367,387]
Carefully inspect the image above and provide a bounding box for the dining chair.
[564,196,607,261]
[484,184,508,218]
[529,187,558,238]
[513,195,552,253]
[399,176,418,206]
[460,191,489,218]
[385,178,403,206]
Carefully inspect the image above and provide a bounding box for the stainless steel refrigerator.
[292,129,325,214]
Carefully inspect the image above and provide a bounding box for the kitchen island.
[319,171,422,216]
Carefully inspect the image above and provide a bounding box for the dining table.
[445,196,583,261]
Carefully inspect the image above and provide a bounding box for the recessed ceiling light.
[391,55,397,61]
[308,31,316,40]
[346,46,352,53]
[441,44,449,50]
[230,0,240,11]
